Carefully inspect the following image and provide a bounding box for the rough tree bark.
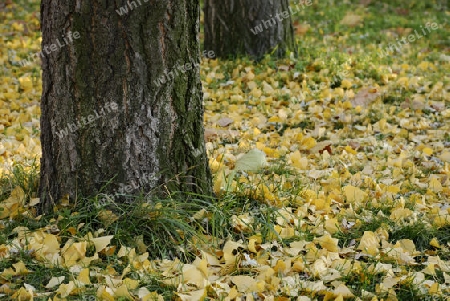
[204,0,296,60]
[39,0,212,213]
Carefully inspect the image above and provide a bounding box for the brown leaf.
[319,144,332,155]
[204,128,239,142]
[340,13,363,27]
[431,101,445,111]
[351,87,380,107]
[295,23,310,35]
[310,140,333,154]
[277,65,291,72]
[348,141,360,150]
[217,117,234,127]
[395,8,409,16]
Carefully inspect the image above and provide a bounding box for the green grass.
[0,160,39,202]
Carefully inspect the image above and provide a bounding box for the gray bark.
[39,0,212,213]
[204,0,296,60]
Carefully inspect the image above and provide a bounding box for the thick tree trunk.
[39,0,212,213]
[204,0,296,60]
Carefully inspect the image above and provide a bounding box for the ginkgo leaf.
[231,275,257,292]
[217,117,234,127]
[343,185,367,203]
[177,289,207,301]
[45,276,65,289]
[56,281,75,298]
[340,13,363,26]
[11,287,33,300]
[77,268,91,285]
[358,231,380,256]
[63,241,87,267]
[316,234,340,252]
[182,264,206,288]
[333,284,355,298]
[91,235,114,253]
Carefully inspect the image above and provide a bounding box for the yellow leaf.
[292,258,306,272]
[223,240,244,265]
[91,235,114,253]
[46,276,65,289]
[429,177,443,193]
[56,281,75,298]
[18,77,33,92]
[358,231,380,256]
[177,289,207,301]
[259,184,278,205]
[341,79,352,89]
[316,234,339,252]
[438,151,450,163]
[344,145,357,155]
[325,219,339,234]
[193,256,209,278]
[0,186,26,219]
[290,150,308,169]
[301,137,317,150]
[183,264,206,288]
[231,213,254,233]
[231,275,257,293]
[98,286,115,301]
[423,147,433,155]
[333,284,354,298]
[268,115,282,123]
[251,87,262,98]
[98,210,119,227]
[273,259,288,275]
[11,287,33,301]
[422,264,437,276]
[429,282,440,294]
[227,287,240,299]
[390,207,413,221]
[274,225,295,239]
[78,268,91,285]
[141,291,164,301]
[386,185,400,193]
[343,185,367,203]
[248,237,260,253]
[123,278,139,289]
[334,294,344,301]
[340,13,362,26]
[12,22,24,32]
[430,238,441,248]
[433,215,450,228]
[114,284,134,299]
[12,261,29,275]
[117,245,136,260]
[311,258,328,278]
[394,239,417,254]
[63,241,87,267]
[418,61,434,70]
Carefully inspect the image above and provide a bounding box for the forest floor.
[1,0,450,300]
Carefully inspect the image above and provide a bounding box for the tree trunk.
[204,0,296,60]
[39,0,212,213]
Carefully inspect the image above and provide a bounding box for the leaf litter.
[1,0,450,300]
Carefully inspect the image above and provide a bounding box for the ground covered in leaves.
[1,0,450,300]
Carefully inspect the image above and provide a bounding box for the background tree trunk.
[204,0,296,60]
[39,0,212,213]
